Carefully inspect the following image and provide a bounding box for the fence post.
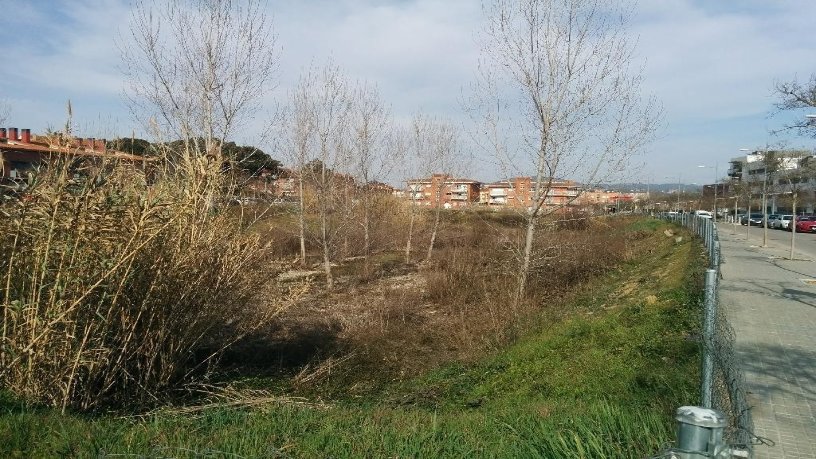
[703,218,708,243]
[712,241,720,270]
[701,268,717,408]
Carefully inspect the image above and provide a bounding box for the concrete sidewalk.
[718,229,816,458]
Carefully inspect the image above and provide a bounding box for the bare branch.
[474,0,661,303]
[121,0,279,160]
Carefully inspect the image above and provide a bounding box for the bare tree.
[775,151,816,259]
[475,0,660,304]
[282,72,317,265]
[122,0,278,172]
[0,99,10,126]
[349,83,399,274]
[294,63,353,289]
[774,75,816,137]
[403,113,460,263]
[758,150,782,247]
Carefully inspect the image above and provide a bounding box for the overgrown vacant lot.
[1,215,704,458]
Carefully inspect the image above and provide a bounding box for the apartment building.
[481,177,533,208]
[727,150,814,188]
[406,174,481,208]
[726,149,816,213]
[481,177,580,209]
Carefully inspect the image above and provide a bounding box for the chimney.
[8,127,18,141]
[21,129,31,143]
[0,128,6,140]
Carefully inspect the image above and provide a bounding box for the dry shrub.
[525,222,627,297]
[0,159,285,411]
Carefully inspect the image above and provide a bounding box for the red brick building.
[480,177,579,210]
[406,174,481,208]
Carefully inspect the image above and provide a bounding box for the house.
[0,126,150,186]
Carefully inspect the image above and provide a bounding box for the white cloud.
[2,0,815,183]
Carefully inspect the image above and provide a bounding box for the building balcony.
[489,189,508,197]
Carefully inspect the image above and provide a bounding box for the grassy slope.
[0,218,703,458]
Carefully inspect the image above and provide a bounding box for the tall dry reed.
[0,156,286,411]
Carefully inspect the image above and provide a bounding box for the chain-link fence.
[662,213,754,455]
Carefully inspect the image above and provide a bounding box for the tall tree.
[294,63,353,288]
[281,71,317,264]
[349,83,398,274]
[122,0,278,178]
[772,151,815,258]
[403,113,460,263]
[475,0,660,305]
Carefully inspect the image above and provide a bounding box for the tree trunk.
[746,201,751,239]
[425,206,442,262]
[790,194,797,260]
[320,202,333,289]
[515,213,537,307]
[298,176,307,265]
[363,192,371,276]
[405,204,415,263]
[319,163,333,289]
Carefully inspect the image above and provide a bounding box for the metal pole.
[702,268,717,408]
[713,241,720,270]
[733,196,738,234]
[762,164,769,247]
[677,175,681,212]
[746,199,751,239]
[791,193,797,261]
[713,163,718,223]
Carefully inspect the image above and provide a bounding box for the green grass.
[0,218,703,458]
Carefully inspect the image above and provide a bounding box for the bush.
[0,159,282,411]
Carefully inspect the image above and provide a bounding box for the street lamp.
[740,147,771,247]
[698,163,719,222]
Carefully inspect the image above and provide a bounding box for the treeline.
[107,137,281,177]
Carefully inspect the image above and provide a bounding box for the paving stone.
[719,231,816,459]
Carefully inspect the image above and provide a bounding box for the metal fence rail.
[662,213,754,455]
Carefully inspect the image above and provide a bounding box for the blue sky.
[1,0,815,184]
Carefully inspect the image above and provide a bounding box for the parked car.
[694,210,713,219]
[766,214,781,228]
[794,215,816,233]
[773,215,793,230]
[740,213,764,226]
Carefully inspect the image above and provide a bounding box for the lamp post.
[698,163,719,222]
[741,147,771,247]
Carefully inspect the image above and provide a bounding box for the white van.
[694,210,713,219]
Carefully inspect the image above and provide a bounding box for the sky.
[1,0,815,184]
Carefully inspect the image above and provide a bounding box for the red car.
[794,216,816,233]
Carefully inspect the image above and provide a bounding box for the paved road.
[720,221,816,259]
[718,225,816,458]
